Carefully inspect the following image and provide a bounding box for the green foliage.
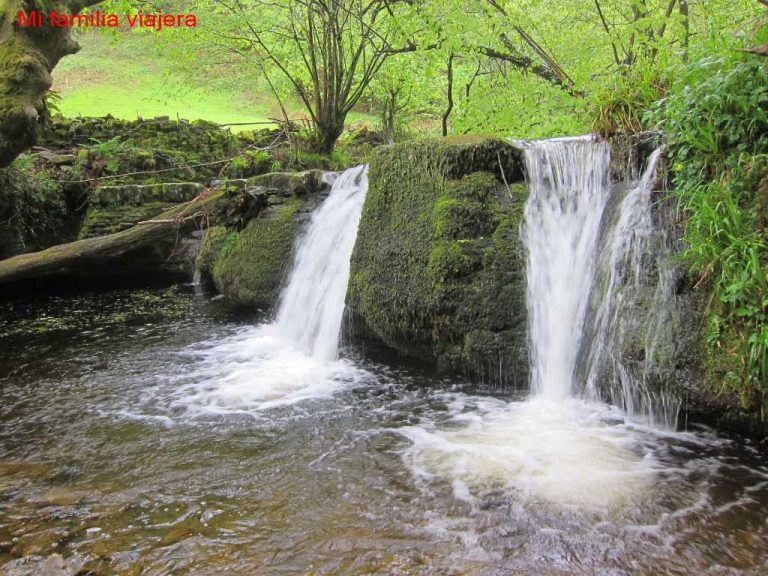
[0,158,69,256]
[218,231,241,259]
[591,64,666,136]
[651,53,768,409]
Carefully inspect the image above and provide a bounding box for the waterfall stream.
[398,137,675,507]
[167,165,369,413]
[521,137,676,426]
[522,136,612,401]
[276,164,368,361]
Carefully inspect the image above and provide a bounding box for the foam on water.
[164,166,369,415]
[399,396,656,508]
[168,326,366,416]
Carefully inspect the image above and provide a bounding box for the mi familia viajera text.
[17,10,197,31]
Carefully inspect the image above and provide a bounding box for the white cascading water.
[172,165,369,413]
[523,136,612,401]
[581,149,681,427]
[398,137,658,508]
[275,165,368,361]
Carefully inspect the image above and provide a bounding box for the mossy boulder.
[347,137,528,385]
[197,201,303,309]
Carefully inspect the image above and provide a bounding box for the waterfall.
[275,164,368,361]
[522,136,612,401]
[172,165,369,413]
[580,149,681,427]
[521,136,676,425]
[395,140,663,507]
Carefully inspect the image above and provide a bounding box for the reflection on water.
[1,288,768,575]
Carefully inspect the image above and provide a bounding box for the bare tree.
[209,0,403,154]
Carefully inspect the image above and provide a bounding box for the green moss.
[39,116,243,185]
[211,200,303,308]
[428,241,473,282]
[0,158,73,257]
[347,137,528,385]
[78,201,174,239]
[195,226,228,278]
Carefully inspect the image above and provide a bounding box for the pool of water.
[1,287,767,575]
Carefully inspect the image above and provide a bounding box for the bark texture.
[0,1,100,167]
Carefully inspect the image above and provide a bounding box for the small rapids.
[2,289,768,575]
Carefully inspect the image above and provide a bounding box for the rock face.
[195,170,333,309]
[347,137,529,385]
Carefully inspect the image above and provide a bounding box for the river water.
[1,288,767,575]
[1,157,767,575]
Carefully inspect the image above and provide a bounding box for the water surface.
[1,288,767,575]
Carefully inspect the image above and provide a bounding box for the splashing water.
[398,138,662,508]
[169,165,369,414]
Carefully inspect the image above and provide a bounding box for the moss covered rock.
[347,137,528,385]
[248,170,330,198]
[199,201,303,309]
[77,183,206,239]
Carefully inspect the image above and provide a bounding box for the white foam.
[398,397,657,508]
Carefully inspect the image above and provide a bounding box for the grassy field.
[53,31,374,130]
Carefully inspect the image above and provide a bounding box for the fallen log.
[0,186,264,294]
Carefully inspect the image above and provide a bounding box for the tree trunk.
[442,53,454,137]
[0,0,101,167]
[313,115,345,155]
[0,187,262,293]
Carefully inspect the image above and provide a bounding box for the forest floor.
[52,31,375,131]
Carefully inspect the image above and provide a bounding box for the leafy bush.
[650,54,768,409]
[0,158,68,256]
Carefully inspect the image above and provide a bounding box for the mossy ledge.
[197,200,303,309]
[347,137,529,385]
[195,171,334,310]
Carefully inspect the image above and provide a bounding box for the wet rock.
[247,170,333,197]
[347,137,529,385]
[3,552,89,576]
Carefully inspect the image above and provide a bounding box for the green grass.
[53,31,375,131]
[53,32,274,129]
